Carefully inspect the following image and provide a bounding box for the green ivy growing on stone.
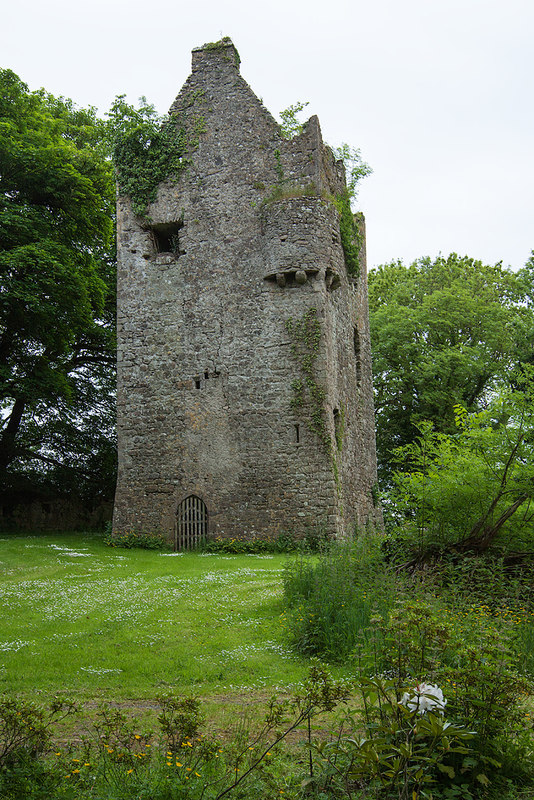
[262,182,320,206]
[286,308,330,451]
[286,309,345,500]
[332,190,362,278]
[331,143,372,278]
[107,95,194,218]
[273,148,284,182]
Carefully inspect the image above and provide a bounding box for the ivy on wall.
[285,308,344,498]
[108,94,205,218]
[286,308,329,449]
[332,191,362,278]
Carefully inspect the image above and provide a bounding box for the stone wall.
[113,39,380,545]
[0,494,111,531]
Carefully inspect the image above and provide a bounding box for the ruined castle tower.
[113,39,379,546]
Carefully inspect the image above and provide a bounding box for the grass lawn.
[0,532,319,710]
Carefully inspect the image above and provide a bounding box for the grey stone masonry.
[113,38,380,546]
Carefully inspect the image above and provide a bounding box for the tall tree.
[390,379,534,558]
[0,69,116,501]
[369,253,534,483]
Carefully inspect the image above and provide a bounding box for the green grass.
[0,532,312,704]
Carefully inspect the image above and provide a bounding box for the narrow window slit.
[295,424,300,443]
[333,408,342,451]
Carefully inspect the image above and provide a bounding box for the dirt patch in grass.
[52,688,360,753]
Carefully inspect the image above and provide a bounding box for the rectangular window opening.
[152,221,184,255]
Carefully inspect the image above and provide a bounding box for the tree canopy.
[369,252,534,483]
[390,376,534,560]
[0,69,116,503]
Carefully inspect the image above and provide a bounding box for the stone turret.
[113,39,380,546]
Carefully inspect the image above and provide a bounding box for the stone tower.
[113,39,379,546]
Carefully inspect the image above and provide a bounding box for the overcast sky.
[2,0,533,271]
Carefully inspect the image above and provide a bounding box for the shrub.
[282,535,394,662]
[388,386,534,562]
[0,696,78,800]
[201,530,324,555]
[362,599,534,796]
[310,676,477,800]
[283,543,534,796]
[157,696,204,753]
[0,754,67,800]
[398,553,534,680]
[0,672,352,800]
[104,530,169,550]
[0,696,77,769]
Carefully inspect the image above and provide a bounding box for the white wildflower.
[158,552,185,556]
[80,667,123,675]
[400,682,446,715]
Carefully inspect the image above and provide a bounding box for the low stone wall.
[0,495,112,531]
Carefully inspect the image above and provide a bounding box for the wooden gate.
[175,495,207,550]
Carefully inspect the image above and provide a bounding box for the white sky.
[2,0,533,271]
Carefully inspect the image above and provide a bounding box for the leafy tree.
[369,253,534,483]
[0,69,116,502]
[390,377,534,559]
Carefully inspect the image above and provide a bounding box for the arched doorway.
[175,495,208,550]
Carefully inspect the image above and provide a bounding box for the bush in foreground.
[282,540,534,797]
[0,666,350,800]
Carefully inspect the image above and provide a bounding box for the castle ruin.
[113,39,379,547]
